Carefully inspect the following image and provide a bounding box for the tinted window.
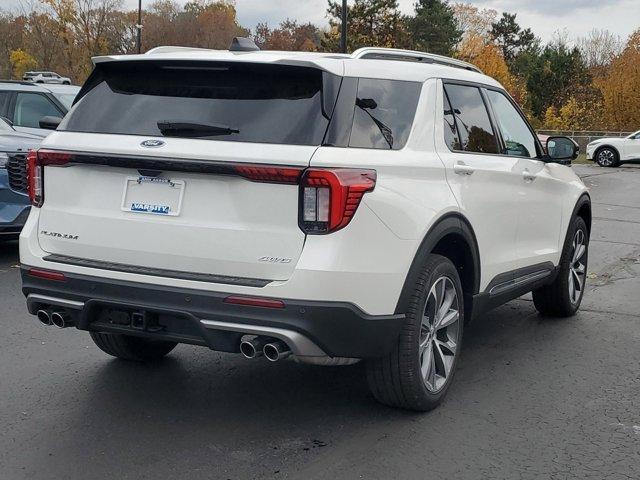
[349,78,421,150]
[62,61,339,146]
[443,90,461,150]
[486,90,536,158]
[0,92,11,116]
[444,84,498,154]
[13,93,61,128]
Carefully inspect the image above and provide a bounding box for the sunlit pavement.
[1,163,639,480]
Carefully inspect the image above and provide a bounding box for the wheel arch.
[394,213,481,322]
[574,193,592,235]
[594,144,620,162]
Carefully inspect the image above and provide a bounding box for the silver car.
[23,71,72,85]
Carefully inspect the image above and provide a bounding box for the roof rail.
[351,47,482,74]
[0,79,37,86]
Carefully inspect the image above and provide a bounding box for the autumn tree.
[597,29,640,131]
[577,29,622,75]
[254,20,322,51]
[0,11,26,78]
[10,49,37,78]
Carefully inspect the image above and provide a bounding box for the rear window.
[61,61,341,146]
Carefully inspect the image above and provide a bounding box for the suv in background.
[587,130,640,167]
[19,42,591,411]
[23,71,72,85]
[0,117,42,239]
[0,81,78,136]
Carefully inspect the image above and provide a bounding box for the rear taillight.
[299,169,376,234]
[26,149,71,207]
[234,165,303,184]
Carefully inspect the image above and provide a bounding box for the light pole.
[340,0,347,53]
[136,0,142,54]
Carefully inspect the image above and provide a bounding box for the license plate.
[121,176,185,216]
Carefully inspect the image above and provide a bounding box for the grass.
[572,154,590,165]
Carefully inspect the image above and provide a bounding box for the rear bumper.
[0,169,30,236]
[21,267,405,359]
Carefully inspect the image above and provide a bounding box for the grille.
[7,153,28,194]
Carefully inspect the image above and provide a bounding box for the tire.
[90,332,177,362]
[533,216,589,317]
[367,254,464,411]
[63,81,70,85]
[595,147,620,167]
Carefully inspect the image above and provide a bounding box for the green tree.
[490,12,536,62]
[323,0,408,52]
[520,41,591,119]
[410,0,461,55]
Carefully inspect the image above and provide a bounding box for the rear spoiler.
[91,52,345,76]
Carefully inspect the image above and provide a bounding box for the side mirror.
[546,136,579,165]
[39,115,62,130]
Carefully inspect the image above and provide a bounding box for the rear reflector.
[28,268,66,282]
[299,169,376,234]
[223,295,285,309]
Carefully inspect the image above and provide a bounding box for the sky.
[4,0,640,44]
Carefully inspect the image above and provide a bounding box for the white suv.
[20,42,591,411]
[23,71,72,85]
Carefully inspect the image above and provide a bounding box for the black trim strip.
[42,254,271,287]
[41,150,302,179]
[484,261,555,296]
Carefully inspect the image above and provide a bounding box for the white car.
[23,71,72,85]
[19,41,591,411]
[587,130,640,167]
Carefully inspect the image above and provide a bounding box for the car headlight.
[0,152,8,168]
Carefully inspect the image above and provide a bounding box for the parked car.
[0,81,78,137]
[0,117,42,240]
[23,71,72,85]
[19,41,590,411]
[587,130,640,167]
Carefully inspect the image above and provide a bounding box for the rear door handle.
[453,163,475,176]
[523,169,537,182]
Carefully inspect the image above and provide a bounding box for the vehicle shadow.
[15,299,565,480]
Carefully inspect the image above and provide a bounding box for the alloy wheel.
[569,229,587,304]
[598,149,615,166]
[419,276,460,393]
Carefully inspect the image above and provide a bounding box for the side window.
[0,92,12,117]
[444,84,498,154]
[13,93,61,128]
[349,78,421,150]
[486,90,537,158]
[443,90,461,150]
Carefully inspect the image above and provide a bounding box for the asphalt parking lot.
[1,163,639,480]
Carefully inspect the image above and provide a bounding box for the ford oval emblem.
[141,139,165,148]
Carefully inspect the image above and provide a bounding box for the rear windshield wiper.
[157,120,240,138]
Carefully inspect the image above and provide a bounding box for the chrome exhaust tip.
[36,309,51,326]
[263,340,291,362]
[50,311,73,329]
[239,336,268,359]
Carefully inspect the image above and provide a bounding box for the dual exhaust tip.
[240,336,291,362]
[36,309,74,329]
